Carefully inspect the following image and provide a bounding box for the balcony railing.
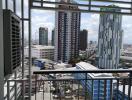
[31,0,132,15]
[1,0,132,100]
[5,70,132,100]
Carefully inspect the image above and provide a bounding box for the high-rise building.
[79,29,88,51]
[39,27,48,45]
[51,29,55,46]
[98,6,123,69]
[54,0,80,62]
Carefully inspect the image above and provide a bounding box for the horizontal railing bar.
[91,5,131,10]
[33,0,131,10]
[93,0,132,4]
[20,18,30,21]
[5,77,132,82]
[6,77,132,82]
[31,6,132,15]
[35,77,132,81]
[33,0,132,5]
[7,78,28,82]
[33,69,132,74]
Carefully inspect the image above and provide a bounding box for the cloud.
[122,16,132,44]
[6,0,132,44]
[81,13,99,41]
[31,10,55,40]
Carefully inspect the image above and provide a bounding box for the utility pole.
[0,0,4,99]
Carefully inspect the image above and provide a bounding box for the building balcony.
[4,69,132,100]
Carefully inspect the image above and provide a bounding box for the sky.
[3,0,132,44]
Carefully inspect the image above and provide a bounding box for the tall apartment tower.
[79,29,88,51]
[51,29,55,46]
[98,6,123,69]
[39,27,48,45]
[54,0,80,62]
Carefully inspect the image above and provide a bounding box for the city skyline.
[1,0,132,100]
[30,12,132,44]
[4,0,132,44]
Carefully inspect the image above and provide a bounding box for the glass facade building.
[51,29,55,46]
[79,29,88,51]
[98,6,123,69]
[75,62,112,100]
[39,27,48,46]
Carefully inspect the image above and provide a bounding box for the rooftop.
[120,56,132,61]
[76,62,113,78]
[25,45,54,50]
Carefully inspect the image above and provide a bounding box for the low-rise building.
[24,45,54,60]
[75,62,113,100]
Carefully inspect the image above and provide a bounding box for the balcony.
[1,0,132,100]
[4,69,132,100]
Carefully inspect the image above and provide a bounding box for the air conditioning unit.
[3,9,21,76]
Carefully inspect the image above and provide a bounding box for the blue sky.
[3,0,132,44]
[31,10,132,44]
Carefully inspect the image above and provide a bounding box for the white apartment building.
[54,0,80,63]
[24,45,54,60]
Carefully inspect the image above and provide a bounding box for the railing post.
[5,0,8,9]
[35,74,37,100]
[21,0,25,99]
[89,0,91,11]
[85,73,87,100]
[116,79,119,100]
[78,81,80,100]
[104,80,106,100]
[0,0,4,99]
[110,79,113,100]
[7,80,10,100]
[91,80,93,100]
[128,72,132,100]
[22,80,25,100]
[43,81,44,100]
[13,0,16,13]
[131,0,132,13]
[50,80,51,100]
[28,0,32,99]
[122,79,125,100]
[15,72,17,100]
[41,0,43,7]
[98,80,100,99]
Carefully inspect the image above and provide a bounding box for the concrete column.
[0,0,4,100]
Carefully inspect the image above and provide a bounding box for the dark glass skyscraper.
[51,29,55,46]
[39,27,48,46]
[79,29,88,51]
[54,0,81,62]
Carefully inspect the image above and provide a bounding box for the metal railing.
[5,70,132,100]
[2,0,132,100]
[31,0,132,15]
